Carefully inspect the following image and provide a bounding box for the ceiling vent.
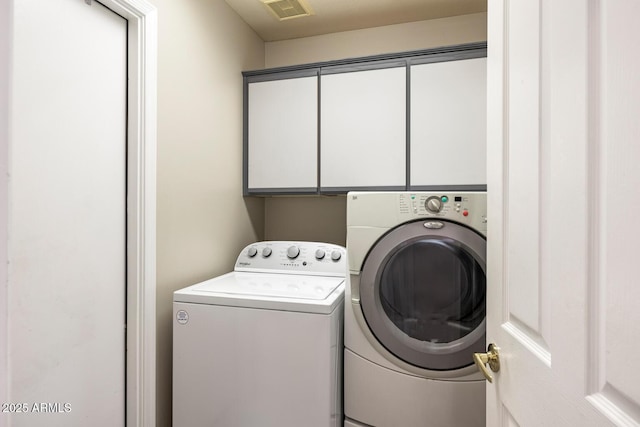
[261,0,314,21]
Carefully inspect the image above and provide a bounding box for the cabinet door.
[247,75,318,193]
[410,57,487,188]
[320,66,406,191]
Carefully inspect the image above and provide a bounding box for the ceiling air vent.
[261,0,314,21]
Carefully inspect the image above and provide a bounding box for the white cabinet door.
[410,57,487,188]
[320,66,406,190]
[247,75,318,193]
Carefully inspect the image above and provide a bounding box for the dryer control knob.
[425,196,443,213]
[315,249,326,260]
[247,247,258,257]
[330,250,342,261]
[262,247,272,257]
[286,245,300,259]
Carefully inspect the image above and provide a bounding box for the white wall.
[0,0,9,409]
[149,0,265,425]
[264,13,488,246]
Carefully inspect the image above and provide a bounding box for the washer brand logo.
[424,221,444,229]
[176,310,189,325]
[238,262,251,266]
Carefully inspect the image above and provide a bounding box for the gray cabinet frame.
[243,42,487,196]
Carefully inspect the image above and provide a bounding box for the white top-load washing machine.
[173,241,346,427]
[344,192,487,427]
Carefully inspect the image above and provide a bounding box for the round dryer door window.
[359,219,486,371]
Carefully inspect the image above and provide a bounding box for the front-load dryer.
[344,192,487,427]
[173,241,346,427]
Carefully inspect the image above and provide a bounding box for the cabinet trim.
[408,48,487,66]
[245,68,319,83]
[406,63,411,189]
[246,187,319,196]
[320,186,407,195]
[408,184,488,192]
[320,59,407,75]
[242,42,487,77]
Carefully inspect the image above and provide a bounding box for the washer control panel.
[235,241,346,276]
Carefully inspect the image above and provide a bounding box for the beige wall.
[265,196,347,246]
[265,12,487,68]
[263,13,487,246]
[152,0,265,424]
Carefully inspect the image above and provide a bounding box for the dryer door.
[359,219,486,371]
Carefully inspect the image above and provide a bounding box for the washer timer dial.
[286,245,300,259]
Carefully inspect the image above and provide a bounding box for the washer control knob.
[247,247,258,258]
[262,247,272,258]
[315,249,326,260]
[331,250,342,261]
[286,245,300,259]
[425,196,443,213]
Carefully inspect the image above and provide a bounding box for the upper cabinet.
[321,65,406,192]
[410,57,487,189]
[243,43,487,196]
[245,71,319,194]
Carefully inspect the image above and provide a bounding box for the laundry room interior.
[3,0,640,426]
[157,2,487,425]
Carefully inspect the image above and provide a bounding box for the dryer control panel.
[398,192,487,230]
[347,191,487,236]
[346,192,487,274]
[234,241,346,277]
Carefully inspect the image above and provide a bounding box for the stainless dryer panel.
[346,191,487,273]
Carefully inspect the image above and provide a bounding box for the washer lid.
[194,272,342,300]
[173,272,345,314]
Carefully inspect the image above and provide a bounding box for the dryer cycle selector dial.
[286,245,300,259]
[425,196,443,213]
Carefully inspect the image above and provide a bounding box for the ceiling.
[224,0,487,42]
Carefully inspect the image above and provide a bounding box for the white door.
[485,0,640,426]
[7,0,127,425]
